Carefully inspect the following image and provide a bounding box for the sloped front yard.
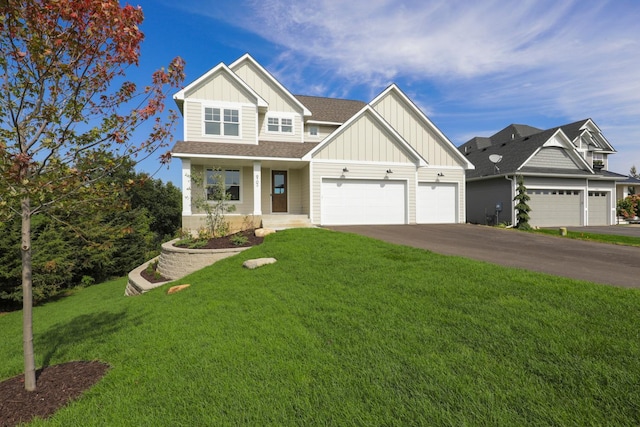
[1,228,639,426]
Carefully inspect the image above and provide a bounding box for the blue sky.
[130,0,640,184]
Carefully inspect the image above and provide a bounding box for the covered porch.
[179,156,312,233]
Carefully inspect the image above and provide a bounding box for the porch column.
[253,160,262,216]
[181,158,191,216]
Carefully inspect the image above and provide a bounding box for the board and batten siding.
[185,70,255,104]
[313,112,414,163]
[310,162,416,224]
[417,168,466,223]
[184,101,257,144]
[372,91,460,167]
[232,62,302,114]
[526,147,580,170]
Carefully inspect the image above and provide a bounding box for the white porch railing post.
[253,161,262,215]
[182,158,192,216]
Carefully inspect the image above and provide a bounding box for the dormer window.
[309,126,319,136]
[267,116,293,134]
[204,107,239,137]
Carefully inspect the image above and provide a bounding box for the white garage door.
[321,178,406,225]
[527,189,582,227]
[417,183,457,223]
[588,191,609,225]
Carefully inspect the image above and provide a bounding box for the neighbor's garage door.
[417,182,457,223]
[527,189,582,227]
[321,178,406,225]
[588,191,609,225]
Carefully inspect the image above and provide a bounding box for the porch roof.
[172,140,319,159]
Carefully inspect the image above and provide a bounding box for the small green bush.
[230,234,249,246]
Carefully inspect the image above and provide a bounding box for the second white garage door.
[321,178,406,225]
[417,182,457,223]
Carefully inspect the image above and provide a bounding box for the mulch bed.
[0,230,266,425]
[0,361,110,427]
[174,229,264,250]
[140,230,265,284]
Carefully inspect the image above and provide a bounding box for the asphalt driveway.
[325,224,640,289]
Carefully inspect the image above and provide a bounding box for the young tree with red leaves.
[0,1,185,391]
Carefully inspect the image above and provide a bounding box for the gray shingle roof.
[294,95,366,123]
[172,140,319,159]
[460,127,561,178]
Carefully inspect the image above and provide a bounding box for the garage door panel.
[321,179,406,225]
[527,189,581,227]
[417,183,457,223]
[588,192,609,225]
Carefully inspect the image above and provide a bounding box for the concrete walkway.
[326,224,640,289]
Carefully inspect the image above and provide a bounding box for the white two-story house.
[171,54,474,231]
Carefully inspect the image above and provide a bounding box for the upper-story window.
[204,107,239,137]
[309,126,319,136]
[267,116,293,134]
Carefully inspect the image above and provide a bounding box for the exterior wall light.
[343,167,349,173]
[386,169,393,174]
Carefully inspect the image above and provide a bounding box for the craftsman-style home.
[171,54,474,231]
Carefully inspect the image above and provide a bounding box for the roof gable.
[462,127,594,178]
[303,105,427,166]
[229,54,311,116]
[370,84,474,169]
[561,119,615,153]
[173,62,267,112]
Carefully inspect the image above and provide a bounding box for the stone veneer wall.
[181,215,262,237]
[157,239,250,281]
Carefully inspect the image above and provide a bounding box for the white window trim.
[202,103,242,139]
[205,168,243,204]
[265,113,296,135]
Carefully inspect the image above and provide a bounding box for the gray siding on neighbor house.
[466,178,513,225]
[526,147,580,170]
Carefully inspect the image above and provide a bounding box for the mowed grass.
[536,227,640,247]
[1,228,639,426]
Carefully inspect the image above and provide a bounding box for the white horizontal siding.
[184,101,257,144]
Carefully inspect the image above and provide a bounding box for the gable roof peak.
[229,54,312,116]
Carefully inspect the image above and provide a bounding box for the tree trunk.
[21,197,36,391]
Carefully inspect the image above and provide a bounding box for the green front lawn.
[1,228,639,426]
[535,227,640,246]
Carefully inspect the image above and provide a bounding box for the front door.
[272,170,288,213]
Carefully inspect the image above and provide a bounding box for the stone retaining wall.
[156,239,250,281]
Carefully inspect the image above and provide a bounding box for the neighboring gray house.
[171,54,474,231]
[459,119,626,227]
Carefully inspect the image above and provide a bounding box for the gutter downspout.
[505,174,515,228]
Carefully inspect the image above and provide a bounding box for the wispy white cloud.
[167,0,640,172]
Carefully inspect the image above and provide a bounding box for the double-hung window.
[204,107,239,137]
[206,169,240,201]
[267,116,293,134]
